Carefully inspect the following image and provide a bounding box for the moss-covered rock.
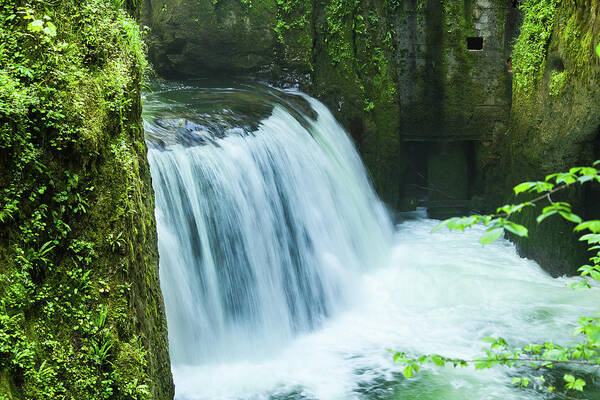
[0,1,173,398]
[482,0,600,276]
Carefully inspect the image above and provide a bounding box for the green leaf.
[596,43,600,58]
[575,220,600,233]
[27,19,44,32]
[568,280,591,290]
[433,218,457,232]
[580,234,600,244]
[43,22,56,37]
[403,365,414,378]
[513,182,537,195]
[480,228,504,244]
[432,355,445,367]
[537,210,557,224]
[565,376,586,391]
[504,221,528,237]
[531,181,554,193]
[547,172,576,185]
[497,203,533,215]
[578,174,596,183]
[588,326,600,342]
[559,212,582,224]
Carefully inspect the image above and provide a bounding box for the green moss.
[548,69,566,97]
[274,0,313,72]
[0,1,172,399]
[482,0,600,275]
[512,0,558,96]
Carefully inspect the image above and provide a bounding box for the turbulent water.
[144,81,600,400]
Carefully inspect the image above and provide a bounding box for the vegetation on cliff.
[511,0,558,96]
[485,0,600,276]
[0,1,173,399]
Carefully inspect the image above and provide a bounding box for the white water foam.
[145,84,600,400]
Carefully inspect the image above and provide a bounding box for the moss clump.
[273,0,313,74]
[0,1,173,399]
[511,0,558,96]
[548,69,566,97]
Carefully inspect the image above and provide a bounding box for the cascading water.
[145,82,393,364]
[145,82,600,400]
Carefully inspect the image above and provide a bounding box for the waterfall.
[145,83,600,400]
[145,83,393,365]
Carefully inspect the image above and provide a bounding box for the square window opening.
[467,37,484,51]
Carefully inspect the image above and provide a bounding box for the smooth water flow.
[145,82,600,399]
[146,82,392,364]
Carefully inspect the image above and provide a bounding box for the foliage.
[548,69,566,97]
[393,161,600,397]
[318,0,398,113]
[0,0,159,398]
[273,0,311,52]
[512,0,558,95]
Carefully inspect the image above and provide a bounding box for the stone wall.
[395,0,511,141]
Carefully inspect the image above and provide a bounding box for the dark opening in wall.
[551,58,565,72]
[426,141,473,219]
[506,57,513,73]
[467,37,484,51]
[403,142,430,203]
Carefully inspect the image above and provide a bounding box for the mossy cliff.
[143,0,511,206]
[0,1,173,399]
[481,0,600,276]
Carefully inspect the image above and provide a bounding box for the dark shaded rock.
[143,0,279,78]
[480,0,600,276]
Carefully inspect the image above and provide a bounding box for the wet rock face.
[143,0,278,78]
[484,0,600,276]
[0,2,174,398]
[143,0,513,137]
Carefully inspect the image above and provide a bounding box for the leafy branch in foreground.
[392,160,600,396]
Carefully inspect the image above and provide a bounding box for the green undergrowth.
[512,0,558,96]
[512,0,599,100]
[320,0,398,112]
[0,1,169,399]
[274,0,313,72]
